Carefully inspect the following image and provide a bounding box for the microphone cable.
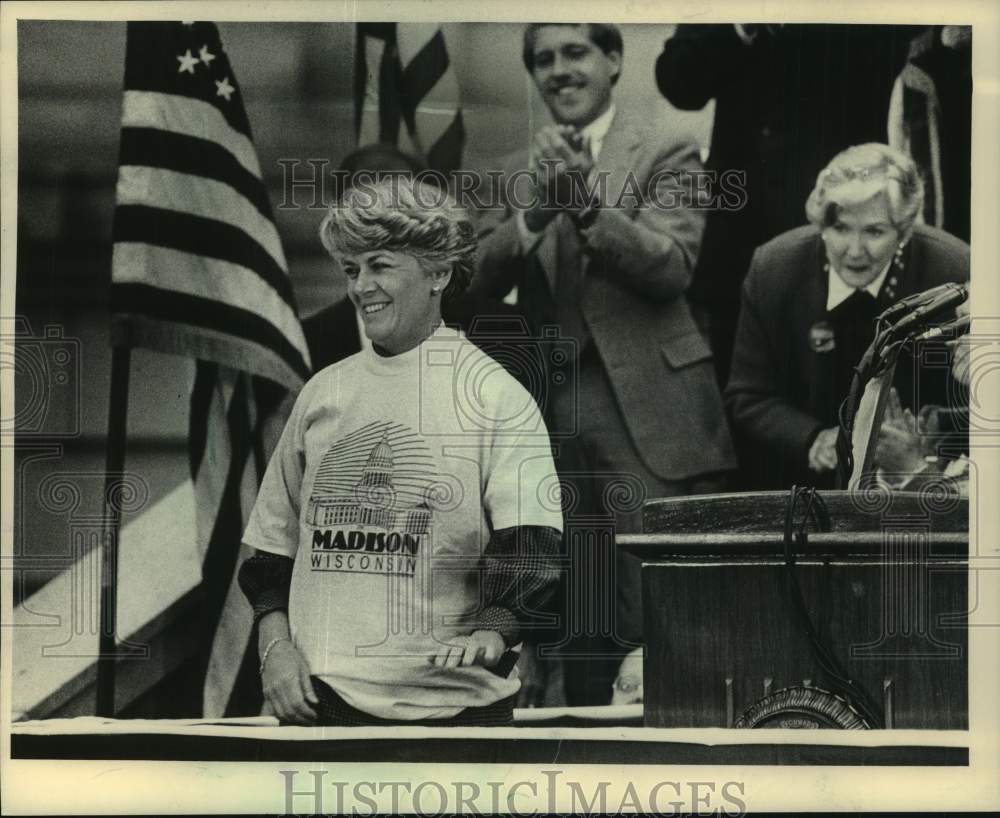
[782,486,885,728]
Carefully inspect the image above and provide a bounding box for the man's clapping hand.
[524,125,595,231]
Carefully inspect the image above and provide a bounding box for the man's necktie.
[553,212,590,352]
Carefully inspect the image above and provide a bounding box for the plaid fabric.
[305,677,514,727]
[237,550,293,624]
[476,525,562,646]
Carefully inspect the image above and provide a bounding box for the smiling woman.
[341,250,443,354]
[236,177,563,727]
[319,179,475,355]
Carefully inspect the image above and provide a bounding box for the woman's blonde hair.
[805,143,924,236]
[319,176,475,303]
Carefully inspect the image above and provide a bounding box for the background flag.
[110,21,310,716]
[354,23,465,174]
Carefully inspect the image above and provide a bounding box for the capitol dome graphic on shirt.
[306,421,437,533]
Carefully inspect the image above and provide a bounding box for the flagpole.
[97,343,131,717]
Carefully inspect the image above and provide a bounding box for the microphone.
[915,313,972,341]
[877,282,966,321]
[889,284,969,336]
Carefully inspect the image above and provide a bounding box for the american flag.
[110,21,310,716]
[354,23,465,174]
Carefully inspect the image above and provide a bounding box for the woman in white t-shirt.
[238,178,563,726]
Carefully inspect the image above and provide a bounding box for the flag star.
[215,76,235,101]
[177,49,199,74]
[199,45,216,66]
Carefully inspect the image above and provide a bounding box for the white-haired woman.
[238,178,563,726]
[725,143,969,489]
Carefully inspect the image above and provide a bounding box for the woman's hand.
[874,423,925,478]
[261,639,319,725]
[808,427,839,472]
[875,388,926,478]
[430,630,506,669]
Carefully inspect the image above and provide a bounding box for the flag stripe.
[111,283,310,385]
[353,28,369,140]
[122,90,262,181]
[116,166,286,273]
[189,360,218,481]
[112,205,295,308]
[377,38,404,143]
[427,110,466,176]
[194,366,268,717]
[112,311,306,391]
[123,22,253,139]
[394,21,438,56]
[399,29,450,120]
[223,626,263,716]
[356,35,387,148]
[119,126,273,220]
[195,370,255,705]
[191,363,234,562]
[355,23,464,175]
[408,71,463,155]
[112,20,305,719]
[112,243,304,357]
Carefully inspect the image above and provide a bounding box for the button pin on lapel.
[809,320,836,353]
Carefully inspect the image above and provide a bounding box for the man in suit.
[471,23,736,704]
[656,24,919,386]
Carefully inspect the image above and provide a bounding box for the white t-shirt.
[243,325,563,719]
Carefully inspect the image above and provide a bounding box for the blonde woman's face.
[340,249,444,355]
[822,191,901,289]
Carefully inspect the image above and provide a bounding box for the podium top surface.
[622,491,969,560]
[643,490,968,535]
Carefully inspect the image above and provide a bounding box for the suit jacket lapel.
[593,109,642,210]
[537,217,559,293]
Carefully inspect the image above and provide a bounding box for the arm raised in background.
[655,24,755,110]
[725,252,823,471]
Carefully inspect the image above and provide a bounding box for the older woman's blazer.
[725,222,970,488]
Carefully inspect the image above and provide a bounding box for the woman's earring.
[431,285,441,294]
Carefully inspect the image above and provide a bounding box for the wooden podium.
[619,490,968,729]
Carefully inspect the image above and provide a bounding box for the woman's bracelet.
[259,636,292,674]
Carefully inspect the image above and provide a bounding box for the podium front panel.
[642,559,967,729]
